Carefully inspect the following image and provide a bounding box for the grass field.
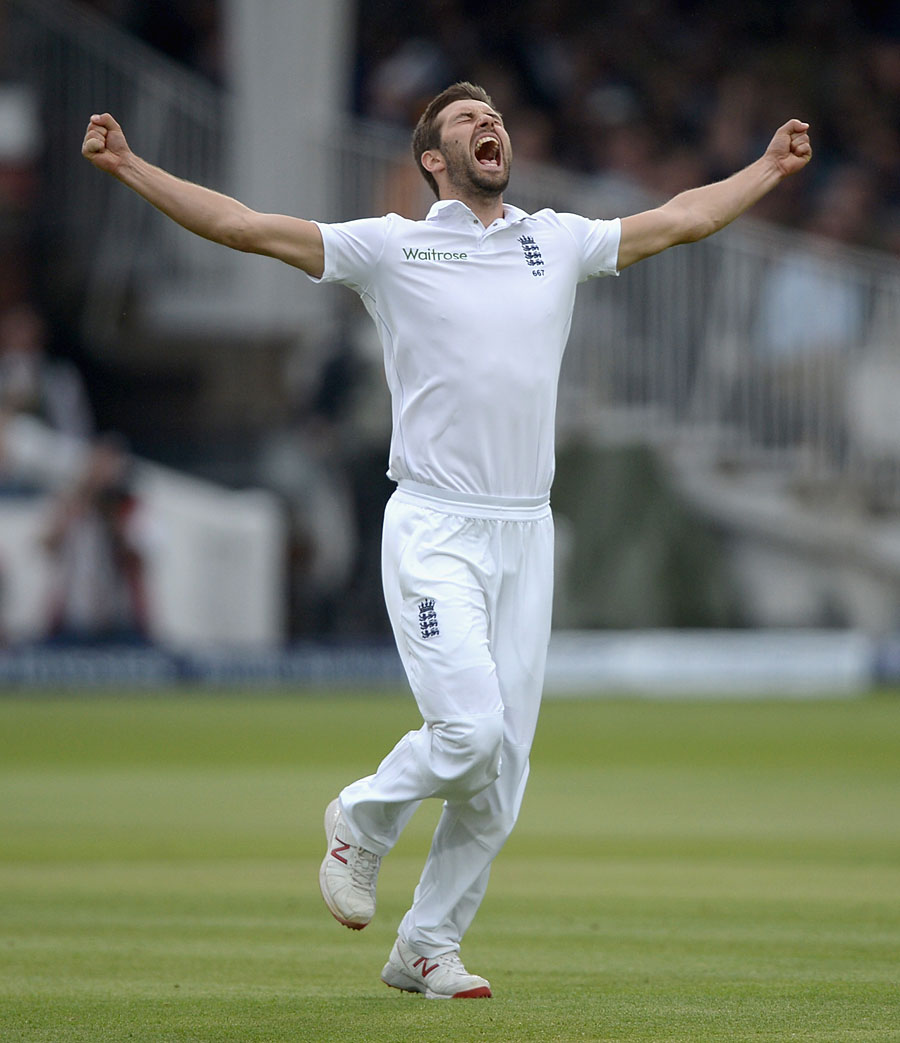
[1,690,899,1043]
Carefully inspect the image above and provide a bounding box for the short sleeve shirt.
[312,200,620,499]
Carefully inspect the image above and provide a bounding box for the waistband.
[395,479,551,520]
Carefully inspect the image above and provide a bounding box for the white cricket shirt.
[312,200,620,500]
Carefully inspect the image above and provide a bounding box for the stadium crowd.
[352,0,900,251]
[64,0,900,250]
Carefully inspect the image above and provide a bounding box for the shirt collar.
[425,199,531,228]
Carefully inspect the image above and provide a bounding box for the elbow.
[696,214,722,242]
[666,198,718,245]
[219,211,257,252]
[679,211,719,245]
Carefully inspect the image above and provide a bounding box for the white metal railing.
[5,0,227,343]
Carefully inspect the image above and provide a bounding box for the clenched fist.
[81,113,130,175]
[765,119,813,178]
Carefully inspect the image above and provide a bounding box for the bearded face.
[428,100,513,202]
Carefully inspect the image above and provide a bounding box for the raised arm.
[81,113,324,278]
[616,119,812,271]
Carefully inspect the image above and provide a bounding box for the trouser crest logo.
[417,598,440,639]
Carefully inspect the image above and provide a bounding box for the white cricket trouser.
[339,480,554,957]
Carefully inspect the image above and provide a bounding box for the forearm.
[110,150,323,273]
[617,118,809,270]
[665,155,784,243]
[115,153,255,250]
[618,155,786,269]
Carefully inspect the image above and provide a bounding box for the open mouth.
[474,134,502,169]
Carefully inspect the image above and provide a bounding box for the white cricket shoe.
[381,938,492,999]
[318,798,381,930]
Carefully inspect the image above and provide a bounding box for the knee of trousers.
[412,712,505,801]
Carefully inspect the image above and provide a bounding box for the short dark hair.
[411,82,498,197]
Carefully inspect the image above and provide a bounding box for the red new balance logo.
[330,838,350,865]
[413,956,439,978]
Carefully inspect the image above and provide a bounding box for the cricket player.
[82,81,811,999]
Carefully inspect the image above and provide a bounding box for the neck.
[439,188,505,228]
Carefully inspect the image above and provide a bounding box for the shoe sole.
[319,799,369,930]
[381,964,492,999]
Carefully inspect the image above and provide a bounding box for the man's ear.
[421,149,445,177]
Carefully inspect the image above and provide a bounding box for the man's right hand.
[81,113,130,175]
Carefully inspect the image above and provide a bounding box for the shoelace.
[350,847,380,893]
[437,952,466,973]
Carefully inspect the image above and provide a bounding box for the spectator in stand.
[0,303,94,439]
[40,436,154,644]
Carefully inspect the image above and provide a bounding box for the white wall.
[136,466,286,649]
[0,420,286,649]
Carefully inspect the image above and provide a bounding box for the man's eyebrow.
[455,108,503,121]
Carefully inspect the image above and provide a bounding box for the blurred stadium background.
[2,0,900,692]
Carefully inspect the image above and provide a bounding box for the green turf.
[1,690,898,1042]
